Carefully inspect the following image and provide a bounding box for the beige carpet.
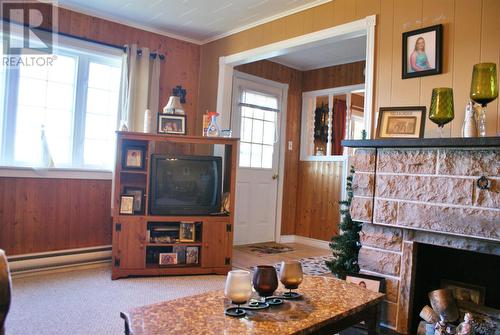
[6,266,226,335]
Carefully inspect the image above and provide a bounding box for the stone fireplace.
[345,139,499,334]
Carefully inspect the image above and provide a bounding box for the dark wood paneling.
[295,161,342,241]
[0,177,112,255]
[302,61,365,92]
[235,60,302,235]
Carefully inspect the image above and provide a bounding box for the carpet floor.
[6,266,226,335]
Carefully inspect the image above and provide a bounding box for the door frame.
[216,15,376,243]
[231,70,289,243]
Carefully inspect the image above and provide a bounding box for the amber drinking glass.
[429,87,454,138]
[470,63,498,137]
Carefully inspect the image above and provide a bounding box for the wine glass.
[279,261,303,298]
[224,270,252,317]
[429,87,454,138]
[470,63,498,137]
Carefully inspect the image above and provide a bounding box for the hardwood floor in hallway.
[232,242,331,271]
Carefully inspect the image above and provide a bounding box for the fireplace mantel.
[342,136,500,148]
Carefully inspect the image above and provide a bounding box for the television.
[150,155,222,215]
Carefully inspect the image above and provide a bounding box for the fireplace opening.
[411,243,500,333]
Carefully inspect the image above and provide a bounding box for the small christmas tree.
[325,166,363,279]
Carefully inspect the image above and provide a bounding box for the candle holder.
[279,261,303,299]
[224,270,252,317]
[253,265,279,298]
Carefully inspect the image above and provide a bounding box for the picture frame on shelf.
[186,247,199,264]
[345,273,386,293]
[119,195,135,215]
[173,245,187,264]
[159,253,178,266]
[376,106,426,139]
[122,146,146,170]
[158,114,186,135]
[179,222,195,242]
[123,187,145,214]
[441,279,485,305]
[402,24,443,79]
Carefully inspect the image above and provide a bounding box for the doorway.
[231,71,288,245]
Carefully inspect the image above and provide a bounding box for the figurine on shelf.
[206,112,221,137]
[462,101,478,138]
[456,313,474,335]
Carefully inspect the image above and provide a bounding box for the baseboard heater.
[7,246,112,274]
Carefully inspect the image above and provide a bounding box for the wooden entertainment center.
[111,131,238,280]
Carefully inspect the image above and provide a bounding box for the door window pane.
[238,90,278,169]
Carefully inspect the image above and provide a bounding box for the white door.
[232,73,285,245]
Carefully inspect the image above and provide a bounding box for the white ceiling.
[58,0,332,44]
[269,35,366,71]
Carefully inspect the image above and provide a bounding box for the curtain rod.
[1,19,166,60]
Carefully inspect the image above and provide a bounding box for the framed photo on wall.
[402,24,443,79]
[376,106,426,139]
[158,114,186,135]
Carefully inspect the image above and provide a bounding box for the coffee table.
[121,275,385,334]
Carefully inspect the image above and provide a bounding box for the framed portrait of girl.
[402,24,443,79]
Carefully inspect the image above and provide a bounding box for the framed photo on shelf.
[376,106,426,139]
[345,273,385,293]
[402,24,443,79]
[159,253,178,265]
[179,222,195,242]
[441,279,485,305]
[119,195,135,215]
[123,187,145,214]
[122,146,145,170]
[158,114,186,135]
[186,247,199,264]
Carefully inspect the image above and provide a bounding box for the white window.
[0,31,123,170]
[238,90,278,169]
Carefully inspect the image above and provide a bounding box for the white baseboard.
[279,235,330,250]
[8,245,112,274]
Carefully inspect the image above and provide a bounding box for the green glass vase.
[470,63,498,137]
[429,87,454,138]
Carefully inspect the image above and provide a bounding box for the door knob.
[272,174,278,180]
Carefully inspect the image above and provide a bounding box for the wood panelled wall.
[199,0,500,140]
[0,178,112,255]
[235,60,302,235]
[0,7,201,255]
[236,60,365,240]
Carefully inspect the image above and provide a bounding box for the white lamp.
[163,96,184,115]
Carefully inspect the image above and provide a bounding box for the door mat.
[245,242,294,254]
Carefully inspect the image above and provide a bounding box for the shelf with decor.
[111,132,238,280]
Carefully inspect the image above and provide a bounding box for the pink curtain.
[332,99,346,155]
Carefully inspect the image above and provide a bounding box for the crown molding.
[57,0,333,46]
[56,3,204,45]
[201,0,333,44]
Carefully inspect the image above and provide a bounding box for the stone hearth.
[348,145,499,334]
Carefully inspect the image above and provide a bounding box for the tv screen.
[150,155,222,215]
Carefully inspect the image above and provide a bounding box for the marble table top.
[121,275,385,335]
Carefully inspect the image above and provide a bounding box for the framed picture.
[123,187,144,214]
[159,253,178,266]
[346,273,385,293]
[441,279,485,305]
[179,222,195,242]
[186,247,199,264]
[172,245,187,264]
[119,195,135,215]
[122,146,145,170]
[158,114,186,135]
[402,24,443,79]
[376,106,426,139]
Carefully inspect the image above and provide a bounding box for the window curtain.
[332,99,347,155]
[119,44,161,132]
